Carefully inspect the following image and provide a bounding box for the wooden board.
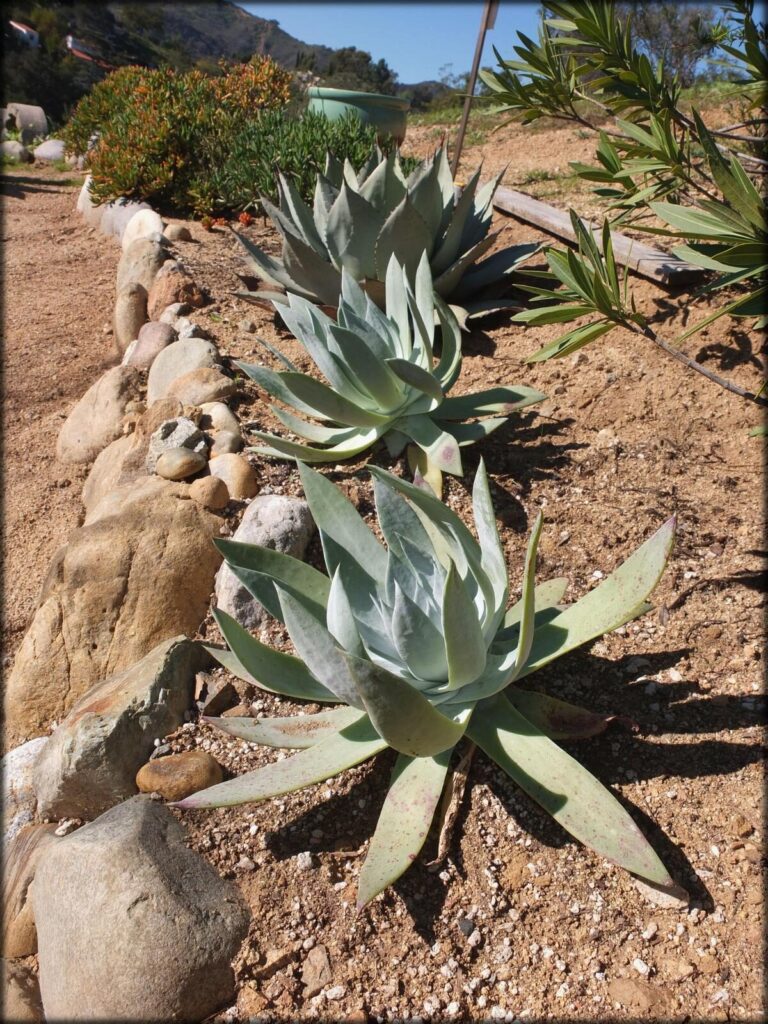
[493,186,705,287]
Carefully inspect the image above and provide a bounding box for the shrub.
[62,61,402,217]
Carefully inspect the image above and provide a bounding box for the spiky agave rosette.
[238,253,544,481]
[176,461,680,908]
[233,146,540,322]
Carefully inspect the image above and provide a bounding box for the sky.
[237,1,543,84]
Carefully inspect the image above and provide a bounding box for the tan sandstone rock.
[136,750,223,801]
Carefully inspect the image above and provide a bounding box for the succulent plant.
[238,254,544,481]
[177,461,680,908]
[234,145,540,321]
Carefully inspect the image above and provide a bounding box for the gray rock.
[100,197,152,241]
[164,223,192,242]
[76,174,103,229]
[114,282,149,354]
[155,447,207,481]
[122,320,177,369]
[7,102,48,144]
[116,236,169,294]
[215,495,315,629]
[175,316,212,340]
[122,208,165,251]
[159,301,191,323]
[4,477,223,746]
[1,139,32,163]
[33,638,208,821]
[56,365,142,465]
[146,336,219,404]
[146,416,207,472]
[3,738,48,844]
[209,429,242,457]
[32,138,65,163]
[32,796,249,1021]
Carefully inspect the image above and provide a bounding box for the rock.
[76,174,103,229]
[155,447,207,480]
[167,367,237,406]
[190,475,230,511]
[113,282,149,354]
[7,102,48,143]
[201,678,238,715]
[209,453,259,501]
[215,495,314,629]
[239,318,257,333]
[32,796,249,1021]
[301,944,333,998]
[136,750,223,801]
[209,429,243,456]
[4,478,223,746]
[1,139,32,163]
[2,961,44,1023]
[146,337,219,404]
[146,416,207,472]
[122,320,177,369]
[100,197,152,241]
[164,223,193,242]
[199,401,240,434]
[3,738,48,843]
[33,638,208,821]
[633,877,690,909]
[147,264,205,320]
[56,365,142,465]
[175,317,212,340]
[3,824,59,957]
[159,301,191,323]
[121,208,165,250]
[116,235,169,293]
[32,138,65,163]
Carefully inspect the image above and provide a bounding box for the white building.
[8,20,40,48]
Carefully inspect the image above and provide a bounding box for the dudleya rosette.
[233,146,540,321]
[176,461,681,908]
[239,252,544,480]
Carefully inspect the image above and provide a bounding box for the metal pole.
[450,0,496,179]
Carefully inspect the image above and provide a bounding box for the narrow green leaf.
[504,577,568,627]
[216,540,330,623]
[442,562,487,689]
[375,196,433,278]
[438,386,546,420]
[525,320,615,362]
[206,707,363,749]
[505,691,631,741]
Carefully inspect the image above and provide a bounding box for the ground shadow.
[1,173,78,199]
[695,329,766,373]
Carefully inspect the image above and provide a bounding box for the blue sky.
[237,2,543,84]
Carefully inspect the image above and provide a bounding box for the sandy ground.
[1,106,765,1023]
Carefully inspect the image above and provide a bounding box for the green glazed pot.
[307,87,410,143]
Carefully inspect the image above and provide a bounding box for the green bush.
[62,62,409,217]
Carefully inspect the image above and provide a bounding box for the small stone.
[325,985,346,1001]
[201,678,238,715]
[189,475,230,511]
[159,302,191,324]
[148,265,205,320]
[136,750,223,801]
[632,958,650,976]
[114,283,149,355]
[175,318,211,340]
[641,922,658,941]
[301,945,332,998]
[166,368,236,406]
[633,878,689,909]
[236,856,255,871]
[198,402,240,434]
[122,209,165,251]
[123,321,177,369]
[155,447,207,481]
[1,139,32,163]
[209,429,243,456]
[239,318,257,333]
[668,668,683,682]
[146,337,219,404]
[209,453,258,500]
[296,851,313,871]
[145,416,207,472]
[164,223,193,242]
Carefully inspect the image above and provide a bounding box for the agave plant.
[177,461,681,908]
[234,145,539,321]
[239,253,544,481]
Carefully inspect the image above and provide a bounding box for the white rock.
[121,209,165,251]
[33,139,66,163]
[3,738,48,844]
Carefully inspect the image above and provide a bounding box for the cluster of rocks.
[2,186,319,1020]
[1,103,75,166]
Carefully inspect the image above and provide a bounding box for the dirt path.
[2,167,120,661]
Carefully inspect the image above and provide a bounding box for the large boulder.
[32,138,65,163]
[4,478,223,746]
[100,198,152,241]
[116,236,169,293]
[146,336,219,404]
[1,139,32,163]
[122,208,165,251]
[6,102,48,144]
[56,365,142,465]
[215,495,315,630]
[34,637,208,820]
[76,174,103,229]
[2,961,44,1023]
[32,797,249,1022]
[2,738,48,842]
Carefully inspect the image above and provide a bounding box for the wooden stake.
[451,0,496,178]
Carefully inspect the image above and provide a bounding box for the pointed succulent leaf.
[271,373,389,427]
[327,568,366,657]
[393,414,463,476]
[408,154,445,238]
[520,517,676,678]
[433,234,498,299]
[385,359,443,402]
[232,229,301,292]
[325,183,382,279]
[468,695,677,890]
[238,362,329,420]
[472,460,508,615]
[327,324,405,408]
[431,168,483,275]
[215,539,330,623]
[249,429,382,463]
[312,174,338,243]
[268,406,366,444]
[437,417,509,446]
[211,607,337,703]
[392,582,448,681]
[281,234,342,306]
[341,650,470,757]
[375,195,433,278]
[357,748,452,908]
[277,172,326,253]
[452,242,541,298]
[506,512,543,681]
[442,562,488,689]
[505,691,633,741]
[175,715,386,808]
[438,386,546,420]
[206,707,364,748]
[504,577,568,628]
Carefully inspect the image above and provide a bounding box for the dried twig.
[425,742,476,870]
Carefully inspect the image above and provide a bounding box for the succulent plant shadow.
[460,326,497,358]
